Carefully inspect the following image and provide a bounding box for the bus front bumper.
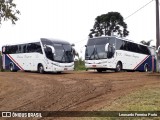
[85,63,109,69]
[54,66,74,72]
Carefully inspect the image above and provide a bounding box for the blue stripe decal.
[4,55,21,71]
[135,56,156,71]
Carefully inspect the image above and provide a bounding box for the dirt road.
[0,71,160,112]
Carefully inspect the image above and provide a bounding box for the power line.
[74,0,154,44]
[124,0,154,20]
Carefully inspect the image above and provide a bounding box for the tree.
[140,40,153,46]
[0,0,20,24]
[89,12,129,38]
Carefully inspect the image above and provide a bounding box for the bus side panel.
[135,56,156,72]
[4,54,21,71]
[116,51,146,70]
[154,57,157,72]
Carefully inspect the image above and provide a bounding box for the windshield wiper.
[89,48,95,60]
[89,47,100,60]
[60,50,73,63]
[60,52,65,62]
[94,48,100,59]
[65,51,73,62]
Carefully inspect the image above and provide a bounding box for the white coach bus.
[85,36,156,72]
[2,38,75,73]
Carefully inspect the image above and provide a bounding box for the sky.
[0,0,157,58]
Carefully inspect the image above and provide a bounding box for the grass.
[78,84,160,120]
[105,85,160,111]
[0,67,5,72]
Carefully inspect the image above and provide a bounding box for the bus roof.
[41,38,71,45]
[2,38,71,46]
[88,36,155,49]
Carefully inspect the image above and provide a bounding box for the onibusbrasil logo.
[1,112,42,118]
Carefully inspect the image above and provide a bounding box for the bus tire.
[115,62,122,72]
[38,64,44,74]
[10,64,14,72]
[57,71,62,74]
[10,63,17,72]
[144,64,149,72]
[97,69,103,73]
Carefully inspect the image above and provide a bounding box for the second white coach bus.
[2,38,75,73]
[85,36,156,72]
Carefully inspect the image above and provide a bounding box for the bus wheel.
[10,64,14,72]
[57,71,62,74]
[10,64,17,72]
[144,64,149,72]
[115,62,122,72]
[97,69,102,73]
[38,65,44,74]
[9,63,15,72]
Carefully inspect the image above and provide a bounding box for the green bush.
[74,58,86,71]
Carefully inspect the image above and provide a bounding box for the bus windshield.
[85,37,115,60]
[41,39,74,63]
[54,44,73,63]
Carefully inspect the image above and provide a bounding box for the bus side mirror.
[46,45,55,54]
[71,43,75,47]
[105,43,109,52]
[72,47,79,57]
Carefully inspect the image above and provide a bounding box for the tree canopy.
[89,12,129,38]
[0,0,20,24]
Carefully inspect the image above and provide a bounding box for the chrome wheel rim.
[117,64,121,71]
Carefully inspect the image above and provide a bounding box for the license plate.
[64,68,68,70]
[92,65,96,67]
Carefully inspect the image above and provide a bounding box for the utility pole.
[156,0,160,72]
[156,0,160,49]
